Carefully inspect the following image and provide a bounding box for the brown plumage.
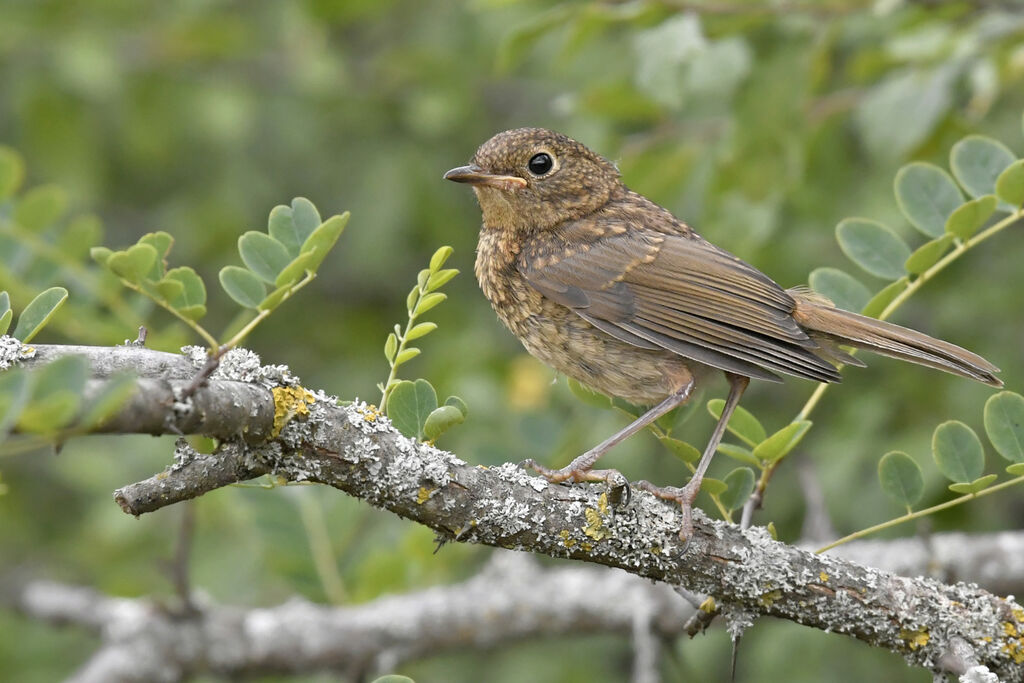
[445,127,1001,543]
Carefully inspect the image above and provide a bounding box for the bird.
[444,127,1001,543]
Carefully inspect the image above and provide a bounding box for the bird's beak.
[443,164,527,191]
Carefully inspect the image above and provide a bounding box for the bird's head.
[444,128,621,233]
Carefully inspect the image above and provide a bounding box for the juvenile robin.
[445,127,1001,542]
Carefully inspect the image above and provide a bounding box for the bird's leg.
[636,373,749,545]
[523,378,695,499]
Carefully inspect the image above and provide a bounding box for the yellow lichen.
[271,386,315,437]
[1003,621,1024,663]
[699,597,716,613]
[758,589,782,607]
[559,529,577,548]
[416,487,433,504]
[582,492,612,541]
[900,628,930,650]
[819,572,829,583]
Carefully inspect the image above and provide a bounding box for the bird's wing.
[517,215,842,383]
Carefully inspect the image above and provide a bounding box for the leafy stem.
[220,271,316,350]
[815,474,1024,554]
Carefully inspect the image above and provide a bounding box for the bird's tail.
[790,294,1002,387]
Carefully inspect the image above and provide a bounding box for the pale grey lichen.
[0,335,36,369]
[180,346,300,388]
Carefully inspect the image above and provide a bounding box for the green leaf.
[164,267,207,319]
[139,230,174,260]
[273,249,316,288]
[384,333,398,362]
[299,212,349,273]
[752,420,813,463]
[861,277,908,318]
[107,243,158,284]
[219,265,266,309]
[994,159,1024,208]
[423,404,465,441]
[14,184,68,232]
[444,395,468,417]
[948,474,998,495]
[415,292,446,315]
[719,467,755,511]
[13,287,68,342]
[836,218,911,280]
[894,162,963,238]
[1007,462,1024,476]
[932,420,984,483]
[716,442,760,466]
[417,269,430,290]
[950,135,1016,200]
[945,195,997,241]
[18,355,88,431]
[394,347,421,365]
[700,478,727,496]
[808,268,871,313]
[0,146,26,199]
[429,246,454,272]
[386,379,438,440]
[878,451,924,508]
[0,369,32,439]
[405,322,437,341]
[904,234,954,275]
[426,268,459,292]
[60,215,104,261]
[153,277,185,302]
[0,309,10,336]
[268,204,300,257]
[658,436,700,463]
[291,197,322,243]
[983,391,1024,463]
[78,372,136,429]
[239,231,292,284]
[406,287,419,314]
[706,399,766,447]
[90,246,113,267]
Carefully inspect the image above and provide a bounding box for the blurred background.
[1,1,1023,680]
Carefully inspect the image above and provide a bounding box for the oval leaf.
[717,442,760,466]
[894,162,963,238]
[405,322,437,341]
[423,404,465,441]
[808,267,872,313]
[291,197,322,242]
[426,268,459,293]
[658,436,700,463]
[700,477,727,496]
[164,266,207,314]
[752,420,813,463]
[706,399,766,447]
[0,146,25,199]
[415,292,446,315]
[430,246,454,272]
[983,391,1024,463]
[386,378,438,440]
[1007,462,1024,476]
[274,249,315,288]
[106,243,158,284]
[932,420,984,483]
[13,287,68,342]
[994,159,1024,208]
[719,467,755,512]
[878,451,924,508]
[267,204,300,257]
[219,265,266,309]
[861,277,908,318]
[948,474,998,495]
[904,234,954,275]
[300,213,349,273]
[444,395,468,417]
[945,195,997,241]
[950,135,1016,199]
[238,231,292,284]
[836,218,911,280]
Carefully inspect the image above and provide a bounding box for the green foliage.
[932,420,985,485]
[6,287,68,342]
[983,392,1024,463]
[877,452,924,510]
[720,467,755,512]
[807,268,871,313]
[91,199,347,348]
[706,399,766,447]
[950,135,1016,201]
[380,247,464,442]
[835,218,910,281]
[894,163,962,238]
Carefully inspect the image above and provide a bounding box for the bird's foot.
[634,479,701,554]
[520,456,631,508]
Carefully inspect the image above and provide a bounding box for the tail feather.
[792,298,1002,387]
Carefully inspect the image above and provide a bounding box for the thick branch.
[6,342,1024,678]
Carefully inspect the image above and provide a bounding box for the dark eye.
[527,152,554,176]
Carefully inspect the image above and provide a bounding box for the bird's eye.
[527,152,554,176]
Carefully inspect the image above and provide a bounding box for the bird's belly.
[509,297,695,405]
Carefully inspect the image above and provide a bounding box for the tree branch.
[7,342,1024,679]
